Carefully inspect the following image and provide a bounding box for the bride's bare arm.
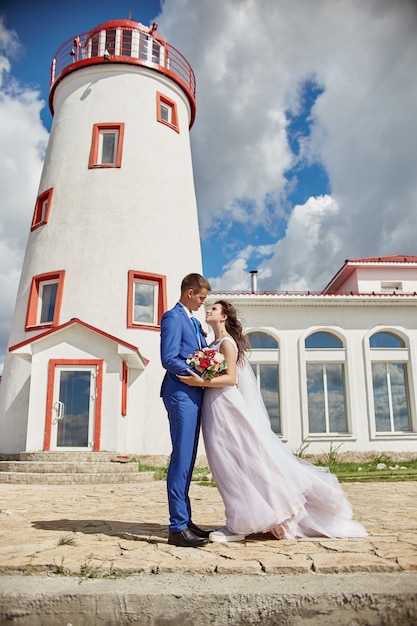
[177,340,237,387]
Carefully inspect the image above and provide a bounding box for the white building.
[0,17,416,459]
[211,255,417,456]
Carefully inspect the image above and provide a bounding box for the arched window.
[369,331,411,433]
[248,332,278,349]
[370,332,404,349]
[305,332,343,349]
[247,332,280,435]
[305,331,348,435]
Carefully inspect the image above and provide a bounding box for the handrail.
[49,21,196,125]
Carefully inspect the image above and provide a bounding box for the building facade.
[211,256,417,457]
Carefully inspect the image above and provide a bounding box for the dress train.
[201,338,367,539]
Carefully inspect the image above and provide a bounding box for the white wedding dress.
[201,337,367,539]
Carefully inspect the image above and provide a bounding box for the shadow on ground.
[32,519,171,543]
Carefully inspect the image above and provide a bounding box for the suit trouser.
[163,392,201,532]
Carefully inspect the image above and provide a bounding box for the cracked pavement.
[1,480,417,577]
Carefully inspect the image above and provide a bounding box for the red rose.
[199,358,211,369]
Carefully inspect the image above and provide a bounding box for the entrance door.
[50,365,97,450]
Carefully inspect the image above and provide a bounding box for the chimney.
[250,270,258,294]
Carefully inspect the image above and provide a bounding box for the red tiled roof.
[347,255,417,263]
[322,254,417,293]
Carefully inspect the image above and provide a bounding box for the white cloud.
[0,16,20,60]
[0,17,49,372]
[159,0,297,233]
[208,243,275,291]
[260,195,341,291]
[159,0,417,289]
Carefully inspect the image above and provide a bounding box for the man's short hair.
[181,273,211,295]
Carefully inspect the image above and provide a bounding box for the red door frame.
[44,359,103,451]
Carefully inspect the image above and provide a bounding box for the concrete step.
[0,461,139,474]
[18,452,120,462]
[0,471,155,484]
[0,451,156,484]
[1,573,417,626]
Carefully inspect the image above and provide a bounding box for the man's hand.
[177,369,205,387]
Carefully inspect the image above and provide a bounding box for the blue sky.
[0,0,330,278]
[0,0,162,128]
[1,0,417,370]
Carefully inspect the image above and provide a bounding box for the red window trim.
[44,359,103,451]
[88,122,125,169]
[25,270,65,331]
[156,91,179,133]
[31,188,54,231]
[121,361,128,416]
[127,270,167,331]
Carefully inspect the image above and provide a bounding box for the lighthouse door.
[50,365,97,450]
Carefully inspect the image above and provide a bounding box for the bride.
[178,300,367,543]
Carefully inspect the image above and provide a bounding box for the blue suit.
[160,302,206,532]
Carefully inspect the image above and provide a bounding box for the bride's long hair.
[215,300,251,364]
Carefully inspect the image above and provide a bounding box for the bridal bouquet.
[186,347,228,380]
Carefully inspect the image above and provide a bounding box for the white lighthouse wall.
[0,358,31,452]
[22,65,201,332]
[0,63,202,455]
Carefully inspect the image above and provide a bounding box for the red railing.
[49,20,196,124]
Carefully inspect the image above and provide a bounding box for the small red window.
[25,271,65,331]
[89,123,125,168]
[127,270,167,330]
[156,92,179,133]
[31,188,54,231]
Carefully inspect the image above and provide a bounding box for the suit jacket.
[160,302,206,400]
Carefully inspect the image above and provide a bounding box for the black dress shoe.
[188,522,211,538]
[168,528,208,547]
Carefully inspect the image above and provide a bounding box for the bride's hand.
[177,369,205,387]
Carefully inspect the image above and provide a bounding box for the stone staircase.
[0,452,155,484]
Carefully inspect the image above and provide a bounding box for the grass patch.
[134,455,417,484]
[320,442,344,466]
[135,460,216,485]
[57,534,77,547]
[318,458,417,482]
[330,460,417,483]
[192,467,216,486]
[137,463,168,481]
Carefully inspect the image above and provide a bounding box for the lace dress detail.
[201,337,367,539]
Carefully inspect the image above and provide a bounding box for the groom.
[160,273,211,547]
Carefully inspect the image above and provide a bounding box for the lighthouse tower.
[0,19,202,456]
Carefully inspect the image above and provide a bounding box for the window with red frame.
[89,123,125,168]
[25,271,65,330]
[156,92,179,132]
[31,188,53,231]
[127,271,167,330]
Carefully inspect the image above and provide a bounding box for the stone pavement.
[1,480,417,624]
[1,480,417,576]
